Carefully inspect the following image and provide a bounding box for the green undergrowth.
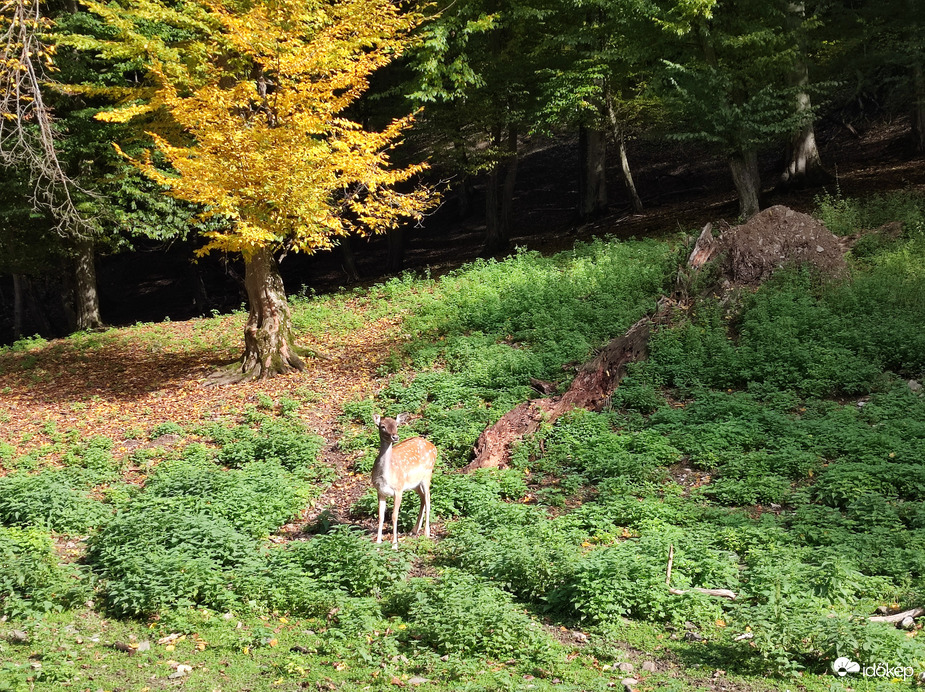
[4,195,925,690]
[357,239,675,465]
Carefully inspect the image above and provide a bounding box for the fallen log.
[868,606,924,624]
[464,297,675,472]
[668,587,738,601]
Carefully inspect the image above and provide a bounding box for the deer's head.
[373,413,409,444]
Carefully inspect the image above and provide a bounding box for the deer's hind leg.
[414,483,431,537]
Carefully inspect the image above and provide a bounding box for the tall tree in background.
[656,0,804,218]
[778,0,832,189]
[83,0,434,381]
[1,0,104,331]
[850,0,925,153]
[408,0,541,255]
[533,0,660,217]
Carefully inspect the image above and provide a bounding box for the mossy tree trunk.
[238,246,305,380]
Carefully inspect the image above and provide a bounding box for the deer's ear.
[395,413,409,426]
[373,414,381,426]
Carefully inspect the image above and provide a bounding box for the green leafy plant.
[384,570,558,660]
[267,525,411,597]
[0,526,89,618]
[0,472,111,534]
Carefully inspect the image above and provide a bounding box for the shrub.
[0,526,87,617]
[645,270,888,396]
[730,550,925,674]
[532,410,679,482]
[60,436,120,485]
[383,571,557,660]
[0,471,111,534]
[250,566,346,619]
[704,474,791,506]
[811,464,898,508]
[88,500,260,616]
[87,448,316,616]
[267,525,411,596]
[611,376,666,413]
[815,189,925,237]
[563,529,739,626]
[215,419,329,481]
[149,422,184,439]
[144,446,312,538]
[437,515,585,607]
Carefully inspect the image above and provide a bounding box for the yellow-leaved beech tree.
[92,0,435,381]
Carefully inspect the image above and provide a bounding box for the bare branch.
[0,0,96,236]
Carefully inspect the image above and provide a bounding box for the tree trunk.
[606,99,643,213]
[779,4,832,189]
[780,106,830,189]
[387,225,406,273]
[617,131,643,214]
[25,274,52,335]
[500,125,518,242]
[452,138,475,219]
[237,246,304,381]
[12,274,24,340]
[72,237,103,331]
[913,61,925,154]
[578,125,608,220]
[484,163,503,255]
[456,174,475,219]
[483,125,518,255]
[185,257,211,317]
[339,236,360,283]
[729,148,761,219]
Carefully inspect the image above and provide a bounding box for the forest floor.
[1,119,924,692]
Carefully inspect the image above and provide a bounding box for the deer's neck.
[373,439,394,478]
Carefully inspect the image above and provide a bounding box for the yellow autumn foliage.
[99,0,434,260]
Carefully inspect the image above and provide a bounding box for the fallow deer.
[371,413,437,548]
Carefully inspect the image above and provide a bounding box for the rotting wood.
[464,298,675,472]
[687,223,718,269]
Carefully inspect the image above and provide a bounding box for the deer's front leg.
[391,491,402,549]
[376,496,387,544]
